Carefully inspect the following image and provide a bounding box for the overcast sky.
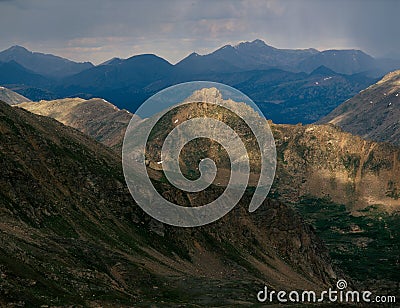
[0,0,398,64]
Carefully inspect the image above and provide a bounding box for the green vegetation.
[386,180,400,199]
[295,196,400,282]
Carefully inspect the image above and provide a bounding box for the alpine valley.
[1,40,399,306]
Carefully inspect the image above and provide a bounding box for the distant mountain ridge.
[176,40,380,75]
[0,40,398,124]
[62,54,173,89]
[297,49,376,74]
[0,45,93,77]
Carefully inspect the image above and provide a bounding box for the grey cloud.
[0,0,398,64]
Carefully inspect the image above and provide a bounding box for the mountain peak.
[185,87,223,103]
[234,39,270,49]
[99,57,123,66]
[127,53,167,61]
[252,39,267,45]
[310,65,337,76]
[6,45,30,54]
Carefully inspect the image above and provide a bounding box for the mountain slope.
[18,98,134,150]
[0,45,93,78]
[271,123,400,211]
[60,54,173,89]
[319,70,400,146]
[23,89,400,213]
[0,100,337,306]
[17,86,400,293]
[0,60,50,87]
[0,86,30,105]
[228,67,376,124]
[127,87,399,292]
[297,49,376,74]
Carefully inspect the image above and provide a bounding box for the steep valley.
[15,88,400,298]
[0,100,338,306]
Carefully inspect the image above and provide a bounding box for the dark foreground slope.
[0,101,337,306]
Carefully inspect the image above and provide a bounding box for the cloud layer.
[0,0,398,64]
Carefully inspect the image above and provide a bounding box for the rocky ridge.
[0,100,337,306]
[18,97,134,150]
[320,70,400,146]
[0,85,30,105]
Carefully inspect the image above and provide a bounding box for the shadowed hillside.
[0,100,337,306]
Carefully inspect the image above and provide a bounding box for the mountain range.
[2,40,399,124]
[0,98,339,306]
[14,86,400,296]
[2,56,400,303]
[20,88,400,212]
[175,40,382,75]
[1,36,399,306]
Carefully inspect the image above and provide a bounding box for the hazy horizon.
[0,0,399,65]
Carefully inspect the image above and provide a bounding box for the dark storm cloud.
[0,0,398,64]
